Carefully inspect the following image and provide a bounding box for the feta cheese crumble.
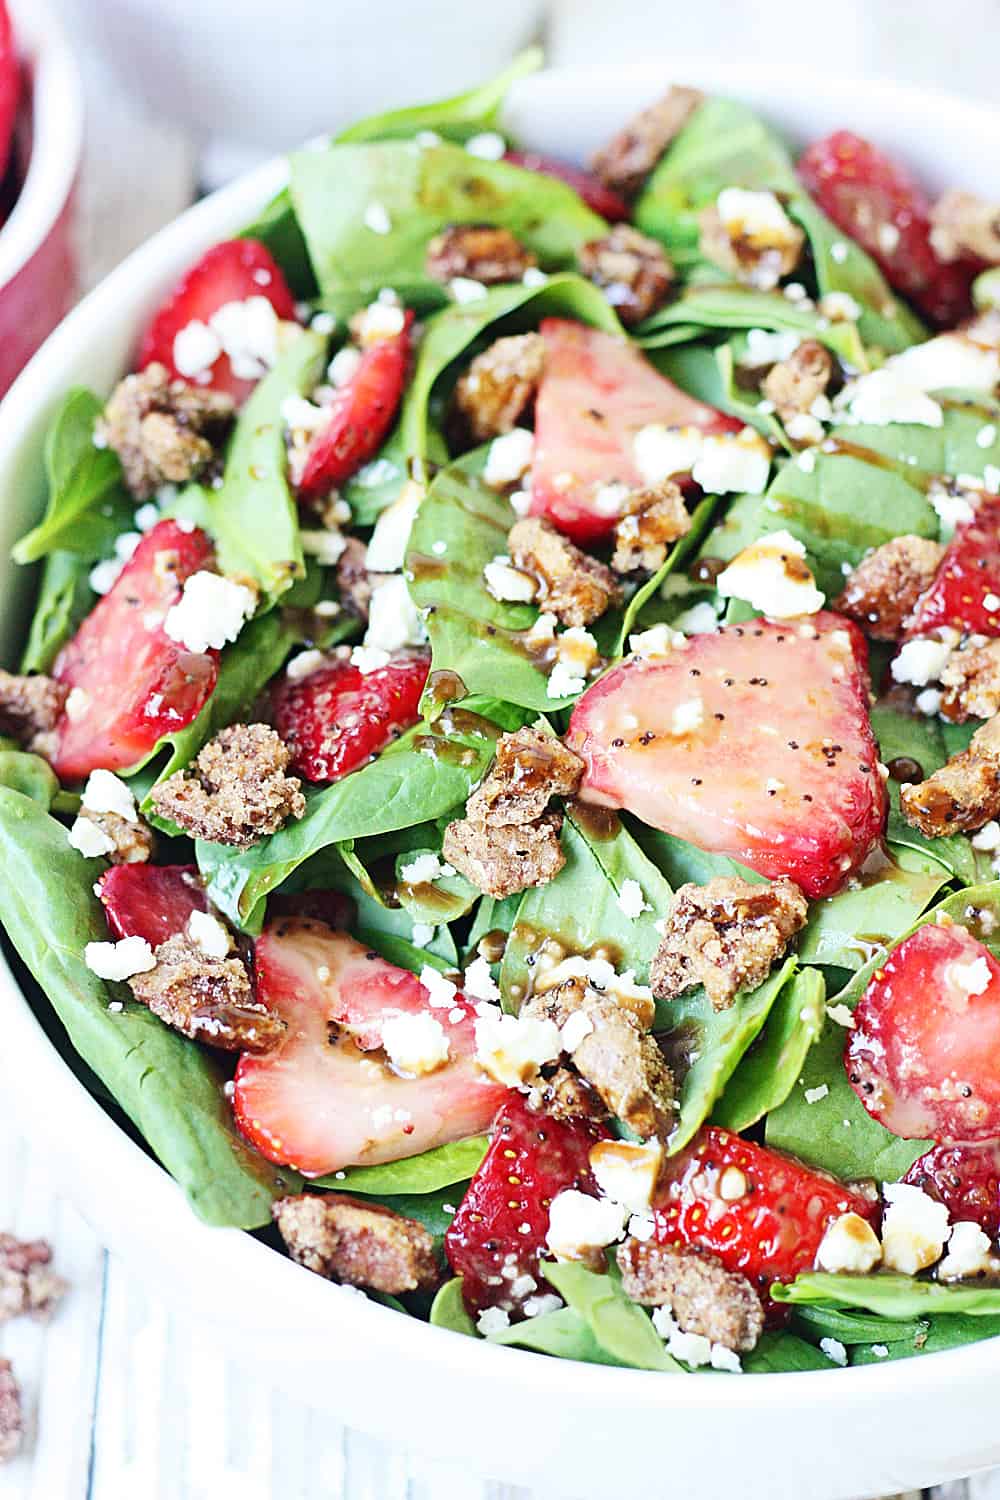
[890,632,957,687]
[691,429,772,496]
[163,571,257,653]
[715,529,824,618]
[363,201,392,235]
[85,936,157,982]
[381,1012,450,1076]
[483,428,534,489]
[68,818,115,859]
[816,1212,882,1273]
[589,1140,663,1212]
[465,131,506,161]
[365,481,424,572]
[419,965,458,1010]
[629,623,686,659]
[633,424,704,486]
[937,1220,994,1280]
[545,1189,628,1261]
[474,1010,561,1087]
[462,955,501,1004]
[364,576,427,653]
[483,558,538,603]
[81,769,137,823]
[880,1182,950,1274]
[617,878,650,920]
[839,368,943,429]
[187,910,231,959]
[716,188,798,249]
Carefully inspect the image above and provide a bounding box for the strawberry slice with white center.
[904,494,1000,640]
[847,921,1000,1143]
[566,612,886,898]
[233,920,509,1176]
[52,520,219,782]
[137,239,298,404]
[97,863,208,947]
[530,318,740,544]
[0,0,19,182]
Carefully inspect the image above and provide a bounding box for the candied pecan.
[591,85,704,198]
[0,1360,21,1465]
[426,224,537,287]
[0,1235,67,1325]
[453,332,546,443]
[577,224,675,326]
[698,204,805,291]
[336,537,372,623]
[273,1193,439,1294]
[96,363,235,499]
[651,875,808,1012]
[0,670,67,754]
[536,1066,608,1124]
[901,713,1000,836]
[834,536,945,642]
[761,339,834,420]
[940,640,1000,722]
[617,1239,763,1351]
[76,810,155,865]
[129,931,283,1052]
[930,190,1000,265]
[442,809,565,899]
[466,727,584,827]
[151,723,306,847]
[611,481,691,575]
[508,516,622,627]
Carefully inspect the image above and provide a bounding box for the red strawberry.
[531,319,739,544]
[137,239,298,403]
[297,312,413,501]
[847,921,1000,1144]
[445,1094,610,1318]
[268,887,355,929]
[0,0,19,182]
[271,649,430,783]
[504,151,630,222]
[233,920,508,1176]
[798,130,979,328]
[52,520,218,782]
[904,494,1000,641]
[97,864,208,947]
[566,612,885,898]
[652,1127,878,1304]
[903,1142,1000,1238]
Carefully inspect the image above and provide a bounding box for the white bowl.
[1,61,999,1500]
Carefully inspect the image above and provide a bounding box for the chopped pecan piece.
[901,713,1000,836]
[930,190,1000,265]
[0,1236,67,1325]
[96,362,235,499]
[426,224,537,287]
[335,536,372,623]
[650,875,808,1011]
[129,931,284,1052]
[760,339,834,421]
[591,85,704,198]
[611,481,691,575]
[453,332,546,443]
[577,224,675,326]
[0,1360,21,1465]
[617,1239,764,1352]
[466,727,584,826]
[536,1066,608,1124]
[151,723,306,847]
[442,810,565,899]
[834,535,945,642]
[76,810,155,865]
[508,516,622,627]
[940,640,1000,722]
[273,1193,439,1294]
[698,204,805,291]
[0,669,67,754]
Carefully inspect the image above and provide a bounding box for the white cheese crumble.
[68,817,115,859]
[286,648,328,682]
[465,131,506,161]
[691,429,772,496]
[462,955,501,1004]
[715,529,824,619]
[633,424,704,486]
[742,328,801,366]
[84,936,156,982]
[815,1212,882,1273]
[716,188,798,248]
[355,300,406,346]
[401,852,451,884]
[163,571,257,653]
[476,1306,510,1336]
[327,346,363,388]
[89,557,124,596]
[840,368,943,429]
[545,1190,628,1261]
[363,201,392,235]
[484,558,538,603]
[381,1012,450,1076]
[411,922,435,949]
[819,291,862,323]
[915,687,943,716]
[589,1140,663,1212]
[64,687,90,722]
[364,575,427,654]
[365,481,424,572]
[81,769,137,823]
[484,428,534,489]
[880,1182,950,1274]
[890,632,957,687]
[474,1009,561,1087]
[449,277,489,304]
[672,601,720,635]
[617,878,650,920]
[419,965,458,1010]
[825,1003,856,1028]
[803,1084,829,1104]
[173,319,222,380]
[349,644,391,675]
[558,1010,594,1055]
[949,955,992,997]
[937,1220,994,1280]
[669,698,704,737]
[889,333,1000,395]
[819,1337,848,1367]
[209,298,281,380]
[972,820,1000,852]
[629,623,686,659]
[187,910,231,959]
[547,660,587,700]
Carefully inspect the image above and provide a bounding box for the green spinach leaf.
[541,1260,680,1372]
[335,49,542,146]
[13,389,129,564]
[429,1277,477,1336]
[313,1136,487,1194]
[773,1272,1000,1320]
[712,966,825,1132]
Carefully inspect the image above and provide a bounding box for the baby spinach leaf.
[541,1260,680,1372]
[465,893,522,967]
[638,283,868,371]
[335,48,542,146]
[349,1186,459,1248]
[796,852,951,971]
[871,704,980,884]
[313,1136,487,1194]
[647,341,787,447]
[19,551,95,674]
[740,1331,835,1373]
[848,1312,1000,1364]
[631,822,764,890]
[0,749,59,808]
[712,966,825,1132]
[394,847,479,926]
[429,1277,477,1336]
[290,142,606,316]
[661,957,797,1154]
[241,185,316,300]
[0,787,294,1226]
[500,807,673,1007]
[13,389,129,564]
[791,1304,927,1346]
[488,1305,625,1365]
[773,1272,1000,1320]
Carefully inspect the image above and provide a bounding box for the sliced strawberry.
[444,1094,610,1318]
[531,319,739,544]
[233,920,508,1176]
[903,1142,1000,1237]
[652,1127,878,1305]
[0,0,19,182]
[504,151,630,222]
[270,649,430,783]
[137,239,298,403]
[566,612,885,898]
[847,921,1000,1143]
[297,312,414,501]
[904,494,1000,640]
[52,520,218,782]
[798,130,980,328]
[97,864,208,947]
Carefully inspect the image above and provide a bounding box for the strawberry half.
[233,920,508,1176]
[97,864,209,947]
[903,1142,1000,1238]
[297,312,414,501]
[531,319,739,544]
[444,1094,610,1319]
[0,0,19,182]
[137,239,298,403]
[652,1127,878,1305]
[270,649,430,783]
[504,151,630,222]
[904,494,1000,640]
[847,921,1000,1144]
[798,130,979,328]
[52,520,219,782]
[566,612,885,898]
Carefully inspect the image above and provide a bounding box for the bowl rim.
[0,0,83,289]
[3,55,1000,1421]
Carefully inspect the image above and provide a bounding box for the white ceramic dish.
[1,60,999,1500]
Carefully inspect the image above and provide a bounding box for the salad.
[3,53,1000,1380]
